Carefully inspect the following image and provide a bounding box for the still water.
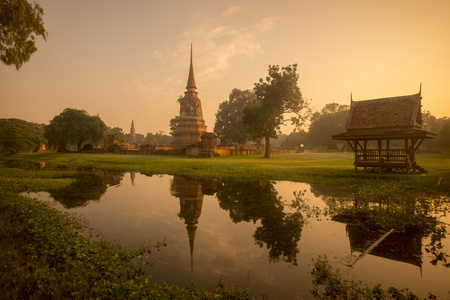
[22,169,450,299]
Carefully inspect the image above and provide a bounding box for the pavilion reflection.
[337,219,423,269]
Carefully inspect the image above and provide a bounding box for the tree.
[45,108,107,151]
[438,119,450,149]
[242,64,309,158]
[307,103,349,150]
[421,111,448,151]
[281,132,308,149]
[169,116,179,136]
[144,131,172,145]
[0,0,48,70]
[0,118,45,153]
[214,89,255,145]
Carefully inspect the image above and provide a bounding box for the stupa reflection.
[170,176,217,272]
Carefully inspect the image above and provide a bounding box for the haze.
[1,0,449,134]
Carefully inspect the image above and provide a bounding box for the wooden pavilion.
[332,88,436,173]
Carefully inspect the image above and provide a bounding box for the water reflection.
[11,161,450,299]
[216,180,303,265]
[170,176,215,272]
[49,170,125,208]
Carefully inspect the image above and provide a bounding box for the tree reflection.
[49,170,113,208]
[216,179,304,265]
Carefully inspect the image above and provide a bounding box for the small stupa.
[172,45,207,148]
[128,120,137,144]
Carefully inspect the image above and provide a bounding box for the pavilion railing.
[356,149,407,162]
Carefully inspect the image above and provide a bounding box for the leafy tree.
[281,132,308,149]
[107,127,124,136]
[0,118,45,153]
[438,120,450,149]
[0,0,48,70]
[421,111,448,151]
[214,89,255,144]
[169,116,179,136]
[307,103,349,150]
[242,64,309,158]
[45,108,107,151]
[144,131,172,145]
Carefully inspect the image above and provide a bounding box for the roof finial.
[419,82,422,95]
[350,92,353,102]
[186,44,197,90]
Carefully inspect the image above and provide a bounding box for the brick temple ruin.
[102,45,287,157]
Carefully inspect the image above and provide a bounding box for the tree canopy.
[214,89,255,145]
[242,64,309,158]
[0,0,48,70]
[307,103,349,150]
[144,131,172,145]
[0,118,45,153]
[45,108,107,151]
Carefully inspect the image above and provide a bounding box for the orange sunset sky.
[1,0,449,134]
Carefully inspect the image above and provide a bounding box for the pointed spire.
[131,119,134,128]
[186,44,197,90]
[350,92,353,103]
[187,224,197,273]
[419,82,422,96]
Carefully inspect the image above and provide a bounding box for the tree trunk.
[264,136,271,158]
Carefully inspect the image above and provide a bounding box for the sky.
[1,0,450,135]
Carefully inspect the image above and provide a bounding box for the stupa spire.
[186,44,197,90]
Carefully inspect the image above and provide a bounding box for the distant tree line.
[108,128,173,146]
[213,74,449,152]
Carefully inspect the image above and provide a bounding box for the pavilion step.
[413,163,428,173]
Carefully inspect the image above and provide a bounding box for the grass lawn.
[7,151,450,191]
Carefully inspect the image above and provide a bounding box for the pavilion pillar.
[405,139,410,174]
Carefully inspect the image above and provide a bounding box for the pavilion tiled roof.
[332,90,437,140]
[346,93,422,130]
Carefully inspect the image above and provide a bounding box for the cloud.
[223,5,244,17]
[151,50,163,60]
[174,15,279,83]
[255,16,279,33]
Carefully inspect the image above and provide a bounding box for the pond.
[20,167,450,299]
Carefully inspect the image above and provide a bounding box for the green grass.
[8,152,450,194]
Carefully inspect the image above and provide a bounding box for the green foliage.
[144,130,173,145]
[281,131,307,149]
[45,108,107,151]
[307,104,349,150]
[311,256,436,299]
[421,111,449,150]
[214,89,255,145]
[0,118,45,153]
[0,0,47,69]
[169,115,179,136]
[438,120,450,149]
[242,64,309,158]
